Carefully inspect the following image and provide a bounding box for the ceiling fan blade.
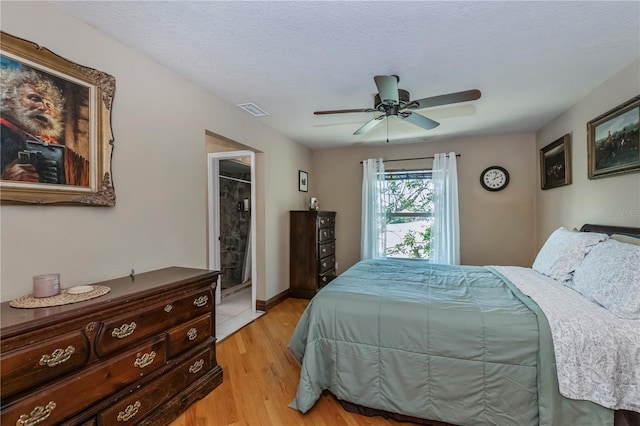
[354,116,385,135]
[401,112,440,130]
[314,108,376,115]
[374,75,399,105]
[409,89,481,110]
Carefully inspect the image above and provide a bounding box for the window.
[383,170,433,259]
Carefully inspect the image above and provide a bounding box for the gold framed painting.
[0,31,116,206]
[540,134,571,190]
[587,95,640,180]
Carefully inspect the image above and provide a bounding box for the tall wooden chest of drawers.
[0,267,223,426]
[290,210,337,299]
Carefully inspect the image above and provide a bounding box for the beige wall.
[535,59,640,248]
[312,133,538,273]
[3,3,636,304]
[0,2,311,302]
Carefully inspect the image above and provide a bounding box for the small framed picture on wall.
[540,134,571,190]
[298,170,308,192]
[587,95,640,179]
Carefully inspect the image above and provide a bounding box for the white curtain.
[361,158,386,259]
[431,152,460,265]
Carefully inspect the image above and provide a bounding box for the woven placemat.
[9,285,111,309]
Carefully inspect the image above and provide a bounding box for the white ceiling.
[52,1,640,150]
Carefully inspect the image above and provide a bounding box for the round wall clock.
[480,166,510,191]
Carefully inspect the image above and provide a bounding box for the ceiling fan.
[314,75,481,136]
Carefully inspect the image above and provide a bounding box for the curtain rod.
[359,154,460,164]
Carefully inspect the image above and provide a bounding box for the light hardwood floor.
[170,297,409,426]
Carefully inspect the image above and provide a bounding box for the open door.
[208,151,257,311]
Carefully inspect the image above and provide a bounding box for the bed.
[288,224,640,426]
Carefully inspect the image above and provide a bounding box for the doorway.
[218,158,251,298]
[208,151,257,312]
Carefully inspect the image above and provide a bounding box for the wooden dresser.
[0,267,223,426]
[290,210,337,299]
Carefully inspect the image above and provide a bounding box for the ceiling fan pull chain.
[386,118,389,143]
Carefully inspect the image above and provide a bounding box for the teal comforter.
[288,259,612,426]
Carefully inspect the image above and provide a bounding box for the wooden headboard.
[580,224,640,238]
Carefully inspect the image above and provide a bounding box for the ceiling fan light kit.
[314,75,481,139]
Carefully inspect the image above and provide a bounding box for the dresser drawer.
[97,347,212,425]
[1,336,166,426]
[318,227,335,242]
[318,255,336,274]
[319,241,336,258]
[317,214,335,228]
[1,330,90,399]
[96,288,212,356]
[318,269,337,288]
[166,314,211,358]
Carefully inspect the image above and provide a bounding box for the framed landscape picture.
[0,31,116,206]
[540,134,571,190]
[587,95,640,180]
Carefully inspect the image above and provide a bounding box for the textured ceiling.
[52,1,640,150]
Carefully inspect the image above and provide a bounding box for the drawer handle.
[320,219,325,224]
[322,248,327,253]
[322,231,328,237]
[112,322,137,339]
[193,295,209,308]
[322,276,327,283]
[39,345,75,367]
[16,401,56,426]
[117,401,141,422]
[164,304,173,312]
[187,327,198,341]
[134,351,156,368]
[189,359,205,374]
[322,262,327,268]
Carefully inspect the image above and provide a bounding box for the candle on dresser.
[33,273,60,298]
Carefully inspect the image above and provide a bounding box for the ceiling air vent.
[237,103,269,117]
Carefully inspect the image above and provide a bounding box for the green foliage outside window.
[384,179,433,223]
[384,175,433,259]
[387,227,432,258]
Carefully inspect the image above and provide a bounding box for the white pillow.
[571,239,640,319]
[532,227,608,282]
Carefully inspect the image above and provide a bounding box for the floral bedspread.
[493,266,640,412]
